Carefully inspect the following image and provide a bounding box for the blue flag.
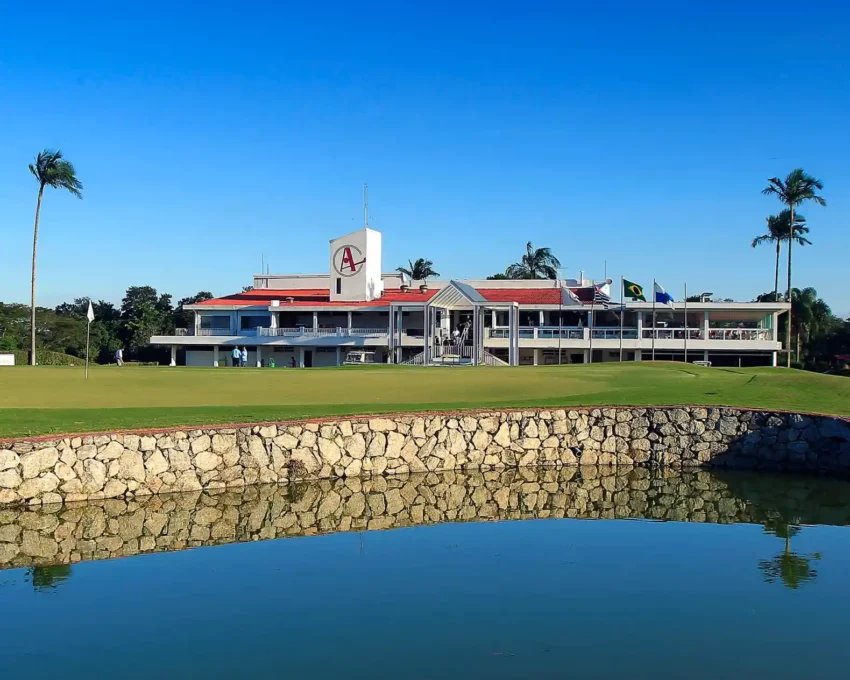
[654,282,675,307]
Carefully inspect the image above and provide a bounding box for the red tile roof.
[193,285,576,308]
[478,288,564,304]
[193,288,438,308]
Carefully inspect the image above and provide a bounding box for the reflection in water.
[1,466,848,578]
[758,522,821,589]
[27,565,72,591]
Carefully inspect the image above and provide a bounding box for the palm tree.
[29,150,83,365]
[505,242,561,280]
[791,287,818,363]
[396,258,439,281]
[762,169,826,367]
[789,287,834,365]
[751,210,810,301]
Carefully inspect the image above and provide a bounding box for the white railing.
[401,351,426,365]
[174,328,190,336]
[256,327,388,338]
[258,327,303,337]
[489,326,585,340]
[349,328,387,337]
[538,327,585,340]
[641,328,703,340]
[591,327,639,340]
[708,328,773,341]
[641,328,772,342]
[196,328,235,336]
[481,351,509,366]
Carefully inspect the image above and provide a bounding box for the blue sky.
[1,1,847,313]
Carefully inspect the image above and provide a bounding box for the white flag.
[653,282,675,308]
[86,300,95,323]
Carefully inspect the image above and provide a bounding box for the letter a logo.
[341,247,356,272]
[333,244,366,277]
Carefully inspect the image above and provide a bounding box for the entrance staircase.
[400,349,508,367]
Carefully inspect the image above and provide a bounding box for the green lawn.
[0,363,847,438]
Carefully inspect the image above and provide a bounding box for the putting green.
[0,362,847,438]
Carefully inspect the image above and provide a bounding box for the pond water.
[2,467,850,678]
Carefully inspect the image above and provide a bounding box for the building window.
[336,278,342,295]
[200,315,231,329]
[240,315,272,330]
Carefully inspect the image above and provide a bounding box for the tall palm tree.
[762,169,826,366]
[28,150,83,365]
[505,242,561,280]
[751,210,810,301]
[396,258,439,281]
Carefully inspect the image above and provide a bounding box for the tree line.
[0,288,212,364]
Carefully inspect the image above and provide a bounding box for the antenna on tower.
[363,183,369,229]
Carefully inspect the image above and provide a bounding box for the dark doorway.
[304,350,313,368]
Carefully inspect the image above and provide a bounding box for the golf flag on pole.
[623,279,646,302]
[654,282,675,308]
[85,300,94,379]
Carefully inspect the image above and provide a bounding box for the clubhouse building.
[150,228,789,368]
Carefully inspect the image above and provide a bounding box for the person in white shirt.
[241,347,248,367]
[114,348,124,366]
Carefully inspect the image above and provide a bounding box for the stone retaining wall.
[6,467,850,570]
[1,407,849,507]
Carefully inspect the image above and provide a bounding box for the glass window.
[240,315,271,330]
[200,315,231,329]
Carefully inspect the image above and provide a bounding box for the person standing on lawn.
[231,346,241,367]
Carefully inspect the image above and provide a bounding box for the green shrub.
[12,350,93,366]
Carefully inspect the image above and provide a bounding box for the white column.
[703,311,710,339]
[313,312,318,332]
[194,311,200,335]
[336,347,342,366]
[423,307,429,363]
[397,309,403,363]
[704,350,709,362]
[635,350,642,362]
[472,305,479,365]
[387,307,394,363]
[511,306,519,366]
[772,312,779,341]
[533,349,540,366]
[491,310,497,328]
[772,351,777,367]
[213,345,219,367]
[170,345,177,367]
[637,312,643,342]
[539,310,545,326]
[298,346,305,368]
[347,311,353,331]
[256,346,263,367]
[270,312,278,330]
[583,349,589,363]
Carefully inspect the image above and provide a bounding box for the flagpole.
[651,279,656,361]
[685,282,688,363]
[619,276,624,362]
[85,317,91,380]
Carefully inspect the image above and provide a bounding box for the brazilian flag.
[623,279,646,301]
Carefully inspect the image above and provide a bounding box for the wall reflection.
[2,467,848,576]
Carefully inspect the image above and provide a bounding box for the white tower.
[329,228,384,302]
